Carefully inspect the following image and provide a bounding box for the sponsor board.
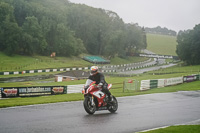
[52,87,64,94]
[1,86,67,98]
[164,77,183,86]
[139,53,173,59]
[18,87,51,96]
[183,75,197,82]
[2,88,18,97]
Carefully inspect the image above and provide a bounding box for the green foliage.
[145,26,177,36]
[176,24,200,65]
[0,2,22,55]
[0,0,146,57]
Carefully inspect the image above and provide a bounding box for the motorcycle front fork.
[90,96,95,106]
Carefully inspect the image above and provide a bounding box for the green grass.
[0,52,91,72]
[148,64,200,75]
[0,52,148,72]
[0,93,83,108]
[139,125,200,133]
[146,34,177,56]
[110,56,148,65]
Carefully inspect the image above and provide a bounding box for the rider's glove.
[97,82,103,88]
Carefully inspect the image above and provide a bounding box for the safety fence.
[0,86,67,98]
[0,67,90,75]
[0,59,153,75]
[123,79,139,92]
[140,74,200,90]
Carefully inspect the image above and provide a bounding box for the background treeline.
[176,24,200,65]
[145,26,177,36]
[0,0,147,58]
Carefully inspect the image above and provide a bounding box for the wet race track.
[0,91,200,133]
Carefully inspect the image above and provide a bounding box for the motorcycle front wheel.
[83,96,96,114]
[108,96,118,113]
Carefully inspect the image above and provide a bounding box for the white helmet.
[90,66,98,75]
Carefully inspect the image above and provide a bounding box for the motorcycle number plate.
[93,91,105,98]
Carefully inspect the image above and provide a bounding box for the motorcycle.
[82,80,118,115]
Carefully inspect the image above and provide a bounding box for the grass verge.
[0,80,199,108]
[139,125,200,133]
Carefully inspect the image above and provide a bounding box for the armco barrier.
[1,86,67,98]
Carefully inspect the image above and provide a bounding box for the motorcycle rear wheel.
[83,96,96,114]
[108,96,118,113]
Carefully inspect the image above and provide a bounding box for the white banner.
[157,79,165,88]
[164,77,183,86]
[67,84,84,93]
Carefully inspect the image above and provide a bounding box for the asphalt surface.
[119,63,176,75]
[0,91,200,133]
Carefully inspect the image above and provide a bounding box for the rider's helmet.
[90,66,98,76]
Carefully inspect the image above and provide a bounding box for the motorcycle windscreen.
[85,79,93,87]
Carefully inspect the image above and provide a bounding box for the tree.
[0,0,147,58]
[21,16,47,55]
[176,24,200,65]
[0,2,21,55]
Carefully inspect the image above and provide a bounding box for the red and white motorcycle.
[82,80,118,114]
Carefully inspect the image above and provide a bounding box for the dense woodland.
[0,0,147,58]
[176,24,200,65]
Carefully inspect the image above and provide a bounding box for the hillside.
[0,52,148,72]
[146,33,177,56]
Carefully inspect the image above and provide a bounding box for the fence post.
[0,88,2,98]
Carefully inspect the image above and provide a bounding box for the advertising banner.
[164,77,183,86]
[2,88,18,97]
[18,87,51,96]
[52,87,64,94]
[197,74,200,80]
[1,86,67,98]
[183,75,197,82]
[150,80,158,89]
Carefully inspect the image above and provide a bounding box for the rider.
[84,66,112,101]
